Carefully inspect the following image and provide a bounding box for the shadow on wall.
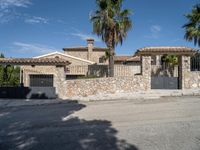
[0,100,138,150]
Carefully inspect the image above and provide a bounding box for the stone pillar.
[156,55,162,66]
[141,55,152,90]
[178,55,191,89]
[54,66,66,99]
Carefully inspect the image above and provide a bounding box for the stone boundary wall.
[60,56,151,99]
[184,72,200,89]
[180,56,200,89]
[63,75,150,98]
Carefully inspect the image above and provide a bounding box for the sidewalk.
[69,89,200,101]
[0,99,65,108]
[0,89,200,107]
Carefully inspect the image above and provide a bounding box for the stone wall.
[184,72,200,88]
[90,51,106,63]
[61,56,151,98]
[64,50,105,63]
[64,51,88,61]
[63,76,150,98]
[181,56,200,89]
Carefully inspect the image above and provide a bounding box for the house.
[63,39,108,64]
[22,39,197,83]
[21,38,197,87]
[31,39,141,79]
[0,45,198,99]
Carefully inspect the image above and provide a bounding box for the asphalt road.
[1,96,200,150]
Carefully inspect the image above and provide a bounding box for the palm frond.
[183,4,200,47]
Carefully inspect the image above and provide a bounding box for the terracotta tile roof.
[136,47,197,55]
[63,47,108,51]
[0,58,71,66]
[114,56,140,62]
[126,56,140,62]
[114,56,132,62]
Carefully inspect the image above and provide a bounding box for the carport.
[0,58,70,99]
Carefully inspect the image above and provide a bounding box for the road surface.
[0,96,200,150]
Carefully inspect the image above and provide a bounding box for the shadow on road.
[0,100,138,150]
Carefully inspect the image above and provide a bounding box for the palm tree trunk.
[108,32,115,77]
[108,47,114,77]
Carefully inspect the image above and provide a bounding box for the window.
[99,57,104,63]
[191,53,200,71]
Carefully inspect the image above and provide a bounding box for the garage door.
[30,74,54,87]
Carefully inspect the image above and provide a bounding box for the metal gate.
[151,63,179,89]
[151,76,178,89]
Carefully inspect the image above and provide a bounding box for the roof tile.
[0,58,71,66]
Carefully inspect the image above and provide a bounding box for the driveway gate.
[151,76,178,89]
[151,64,179,89]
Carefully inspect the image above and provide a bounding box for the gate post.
[141,55,152,90]
[178,55,191,89]
[54,66,66,99]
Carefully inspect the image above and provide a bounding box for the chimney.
[87,38,94,61]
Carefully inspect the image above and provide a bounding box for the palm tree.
[162,55,178,77]
[0,53,4,58]
[90,0,132,77]
[183,4,200,47]
[162,55,178,67]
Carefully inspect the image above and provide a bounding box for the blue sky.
[0,0,199,58]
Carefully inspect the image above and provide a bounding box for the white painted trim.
[34,51,95,64]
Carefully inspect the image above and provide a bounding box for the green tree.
[162,55,178,77]
[100,50,111,63]
[183,4,200,47]
[0,53,5,85]
[90,0,132,77]
[0,53,4,58]
[162,55,178,66]
[0,53,20,86]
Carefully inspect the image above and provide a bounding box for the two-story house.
[32,39,141,79]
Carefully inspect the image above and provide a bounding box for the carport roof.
[136,47,197,55]
[0,58,71,66]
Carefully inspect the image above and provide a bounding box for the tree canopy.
[90,0,132,76]
[0,53,20,86]
[183,4,200,47]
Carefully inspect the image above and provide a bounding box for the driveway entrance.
[151,76,178,89]
[151,57,179,89]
